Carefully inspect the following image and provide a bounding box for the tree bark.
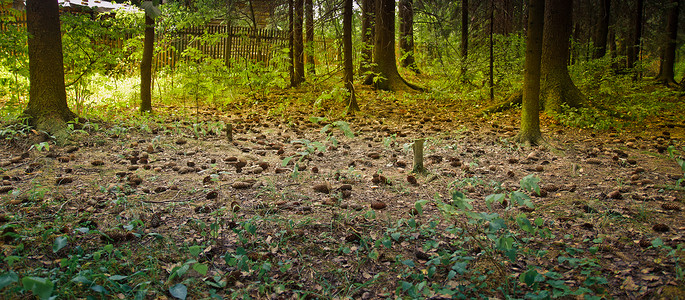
[461,0,468,77]
[305,0,315,75]
[411,139,427,174]
[539,0,586,114]
[516,0,544,146]
[24,0,76,142]
[292,0,305,86]
[658,0,679,86]
[223,2,235,67]
[289,0,295,86]
[398,0,419,73]
[592,0,610,59]
[626,0,643,69]
[364,0,419,91]
[489,0,494,101]
[140,14,154,113]
[343,0,359,112]
[360,0,375,76]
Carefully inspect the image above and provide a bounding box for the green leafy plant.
[380,174,610,298]
[667,146,685,187]
[314,86,350,108]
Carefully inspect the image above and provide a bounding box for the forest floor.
[0,85,684,299]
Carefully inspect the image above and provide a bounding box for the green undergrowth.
[5,165,676,299]
[0,110,683,298]
[554,58,685,131]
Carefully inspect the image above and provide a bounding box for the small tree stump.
[226,123,233,142]
[412,138,428,174]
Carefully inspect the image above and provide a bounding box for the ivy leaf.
[193,263,209,276]
[452,262,468,275]
[281,156,293,167]
[109,275,127,281]
[496,236,515,251]
[52,236,68,253]
[516,215,534,233]
[402,259,415,268]
[71,275,92,285]
[485,193,505,210]
[188,245,203,257]
[0,272,18,290]
[651,238,664,248]
[520,269,540,287]
[414,200,428,216]
[169,283,187,300]
[451,190,473,210]
[332,121,354,138]
[369,249,379,260]
[309,116,327,124]
[520,174,541,195]
[22,277,54,300]
[488,218,506,232]
[510,191,534,208]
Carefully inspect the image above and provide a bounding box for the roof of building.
[58,0,138,13]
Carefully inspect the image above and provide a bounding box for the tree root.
[479,92,522,115]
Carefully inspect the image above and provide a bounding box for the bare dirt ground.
[1,90,684,299]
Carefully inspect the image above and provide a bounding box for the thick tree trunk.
[516,0,544,146]
[24,0,76,142]
[398,0,419,73]
[658,0,679,86]
[592,0,610,59]
[364,0,418,91]
[626,0,643,69]
[343,0,359,112]
[359,0,375,76]
[293,0,305,86]
[540,0,585,114]
[140,15,154,113]
[305,0,315,75]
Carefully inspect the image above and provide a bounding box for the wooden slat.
[0,8,288,70]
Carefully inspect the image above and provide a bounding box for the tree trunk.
[516,0,544,146]
[398,0,419,73]
[592,0,610,59]
[305,0,315,75]
[461,0,468,77]
[364,0,418,91]
[24,0,76,142]
[626,0,643,69]
[343,0,359,112]
[411,139,428,174]
[539,0,586,114]
[360,0,375,76]
[609,27,622,70]
[489,0,494,101]
[293,0,305,86]
[658,0,679,86]
[223,2,235,67]
[140,14,154,113]
[289,0,295,86]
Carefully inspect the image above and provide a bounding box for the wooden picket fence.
[0,7,26,32]
[0,7,289,70]
[156,22,290,69]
